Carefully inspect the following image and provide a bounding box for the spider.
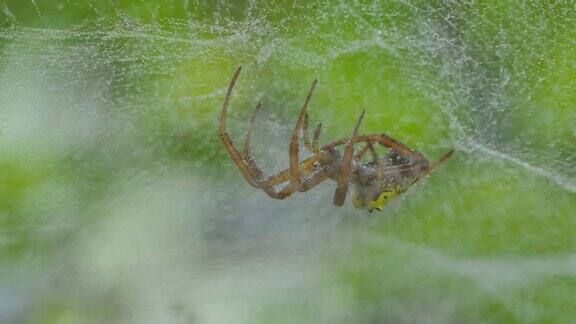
[219,67,454,212]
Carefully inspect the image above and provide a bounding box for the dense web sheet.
[0,1,575,323]
[1,1,573,191]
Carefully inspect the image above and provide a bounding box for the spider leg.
[240,161,330,200]
[261,155,330,198]
[308,123,322,154]
[430,149,455,170]
[219,67,261,188]
[303,113,313,152]
[373,133,427,164]
[354,143,370,160]
[322,133,428,165]
[300,167,332,191]
[367,140,383,188]
[333,110,365,206]
[243,101,262,156]
[268,184,302,201]
[219,68,337,201]
[405,149,455,189]
[276,166,331,197]
[303,112,324,154]
[239,99,286,190]
[265,155,323,186]
[261,184,295,199]
[269,149,452,200]
[251,157,327,200]
[289,79,318,191]
[418,149,454,179]
[219,67,281,190]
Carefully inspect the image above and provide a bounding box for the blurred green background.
[0,1,575,323]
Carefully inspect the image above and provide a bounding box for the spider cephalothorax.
[219,67,453,212]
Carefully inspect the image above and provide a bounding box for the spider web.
[0,1,575,323]
[1,1,573,191]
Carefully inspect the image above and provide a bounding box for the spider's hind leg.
[261,154,331,199]
[219,67,279,190]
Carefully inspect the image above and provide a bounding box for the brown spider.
[219,67,454,212]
